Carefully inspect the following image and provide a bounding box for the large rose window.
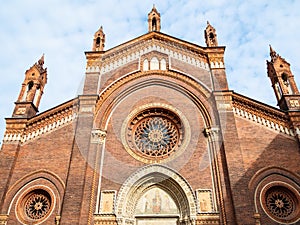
[124,107,184,163]
[134,116,178,157]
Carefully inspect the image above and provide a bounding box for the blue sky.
[1,0,300,141]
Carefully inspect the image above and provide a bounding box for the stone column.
[204,126,224,225]
[92,128,107,214]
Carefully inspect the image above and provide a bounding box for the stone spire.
[204,21,218,47]
[92,26,105,51]
[269,44,278,62]
[267,46,300,110]
[13,55,47,118]
[148,5,161,32]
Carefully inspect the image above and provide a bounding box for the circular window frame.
[260,182,300,224]
[15,185,55,225]
[121,103,190,164]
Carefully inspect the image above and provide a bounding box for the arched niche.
[143,59,149,71]
[160,58,167,70]
[150,57,159,70]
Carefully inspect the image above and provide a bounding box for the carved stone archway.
[115,164,197,225]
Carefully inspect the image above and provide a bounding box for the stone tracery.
[16,188,53,224]
[264,186,297,220]
[134,116,179,157]
[25,191,51,220]
[126,108,183,162]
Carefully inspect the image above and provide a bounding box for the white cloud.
[1,0,300,140]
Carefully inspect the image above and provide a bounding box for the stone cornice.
[86,32,225,74]
[3,98,79,144]
[28,98,78,124]
[232,92,299,137]
[103,32,216,59]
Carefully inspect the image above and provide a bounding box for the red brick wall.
[232,116,300,225]
[100,82,214,197]
[0,123,75,224]
[170,58,213,90]
[98,60,139,94]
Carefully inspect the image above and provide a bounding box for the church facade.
[1,7,300,225]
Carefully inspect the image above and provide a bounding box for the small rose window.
[261,185,300,224]
[16,188,53,224]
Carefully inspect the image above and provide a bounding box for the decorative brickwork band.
[3,113,76,144]
[3,99,77,144]
[86,40,211,74]
[232,93,300,138]
[91,129,107,144]
[94,215,117,225]
[233,106,298,137]
[196,214,220,225]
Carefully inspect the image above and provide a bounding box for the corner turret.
[13,55,47,118]
[267,45,300,110]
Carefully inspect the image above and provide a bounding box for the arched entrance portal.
[115,165,197,225]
